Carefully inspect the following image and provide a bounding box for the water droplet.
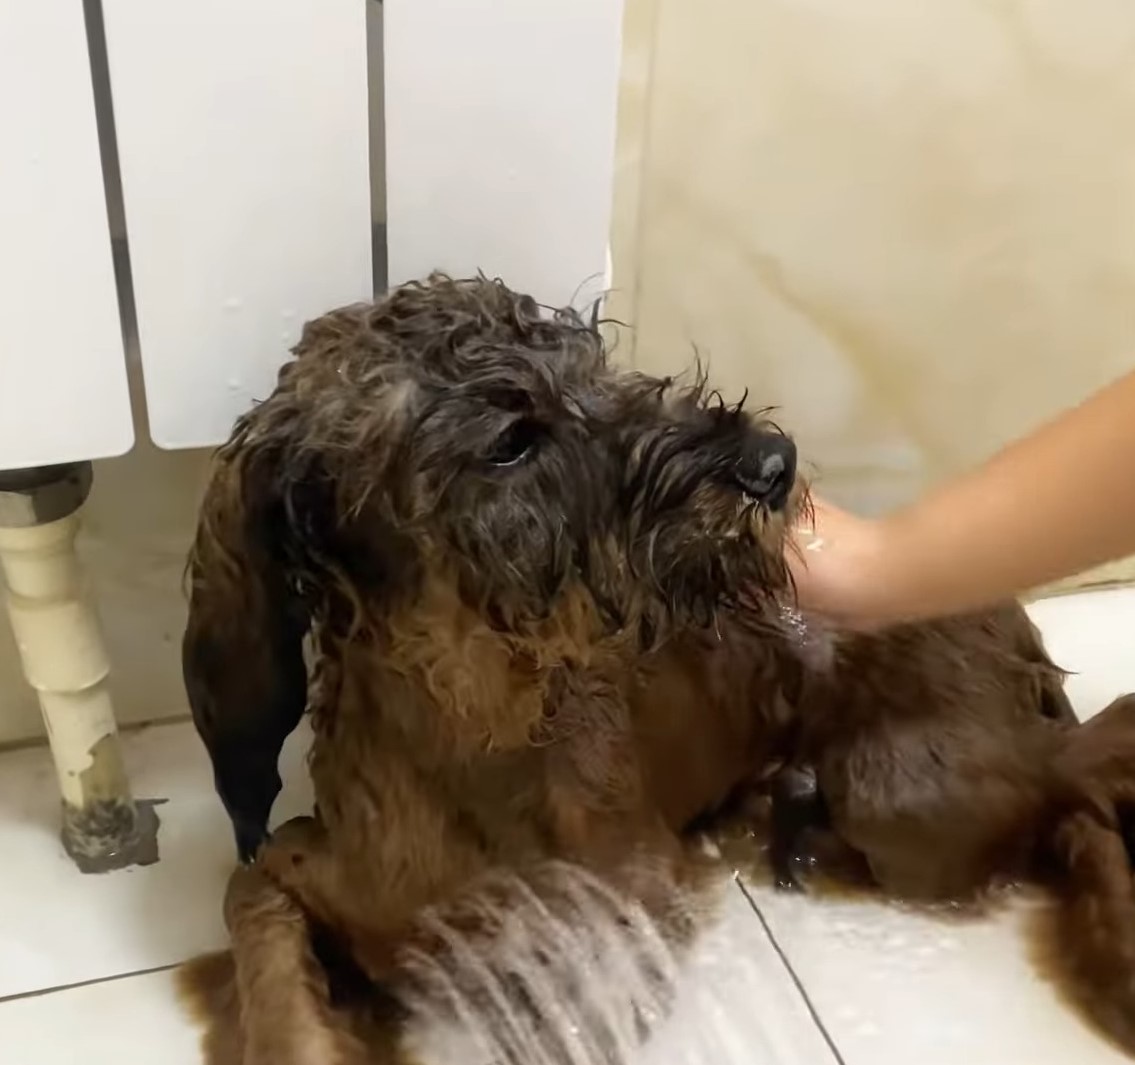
[401,865,789,1064]
[699,836,722,860]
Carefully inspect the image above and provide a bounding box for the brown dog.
[180,274,803,1063]
[180,275,1135,1061]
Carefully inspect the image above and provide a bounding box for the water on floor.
[1,587,1133,1064]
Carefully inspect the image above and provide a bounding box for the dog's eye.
[487,418,542,467]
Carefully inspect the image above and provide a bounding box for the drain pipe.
[0,463,157,872]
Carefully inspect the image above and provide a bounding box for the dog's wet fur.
[181,275,1135,1062]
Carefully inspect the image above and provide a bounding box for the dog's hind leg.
[1042,694,1135,1054]
[813,714,1054,901]
[1053,693,1135,801]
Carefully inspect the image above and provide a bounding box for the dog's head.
[202,275,803,645]
[185,274,806,856]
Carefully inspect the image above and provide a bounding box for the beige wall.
[614,0,1135,580]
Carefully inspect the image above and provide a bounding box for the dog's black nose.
[735,434,796,512]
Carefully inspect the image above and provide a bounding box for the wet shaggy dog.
[181,275,1135,1062]
[180,274,804,1064]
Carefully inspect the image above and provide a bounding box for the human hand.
[785,497,897,630]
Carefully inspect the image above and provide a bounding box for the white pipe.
[0,512,145,867]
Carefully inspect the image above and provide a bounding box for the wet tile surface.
[0,969,203,1065]
[745,887,1130,1065]
[0,719,313,999]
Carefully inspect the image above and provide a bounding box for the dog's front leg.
[769,764,828,891]
[223,863,370,1065]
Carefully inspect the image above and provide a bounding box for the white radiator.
[1,0,623,464]
[0,0,622,862]
[0,1,134,469]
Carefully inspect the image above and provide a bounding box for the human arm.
[788,368,1135,628]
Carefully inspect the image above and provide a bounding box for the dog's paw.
[269,814,322,847]
[222,862,282,928]
[774,871,805,893]
[256,815,328,890]
[772,851,816,893]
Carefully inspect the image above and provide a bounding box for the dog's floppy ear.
[183,445,310,862]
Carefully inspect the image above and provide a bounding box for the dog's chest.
[309,648,655,864]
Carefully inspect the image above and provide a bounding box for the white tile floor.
[1,587,1134,1064]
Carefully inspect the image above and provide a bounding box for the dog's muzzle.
[734,433,796,512]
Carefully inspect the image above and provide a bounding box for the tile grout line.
[0,962,181,1006]
[0,713,195,756]
[733,875,848,1065]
